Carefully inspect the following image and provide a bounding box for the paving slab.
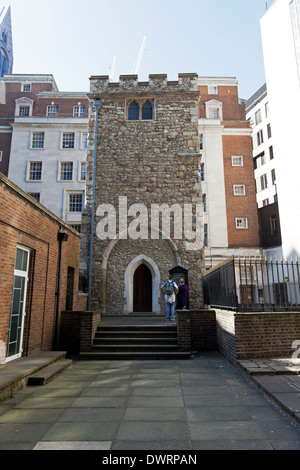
[0,352,300,450]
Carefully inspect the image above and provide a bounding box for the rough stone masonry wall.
[82,74,205,314]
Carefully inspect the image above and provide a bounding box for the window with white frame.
[81,133,88,149]
[69,193,83,212]
[255,109,262,125]
[28,162,42,181]
[208,85,218,95]
[233,185,246,196]
[60,162,73,181]
[232,156,243,167]
[19,106,30,117]
[47,105,58,117]
[22,83,31,92]
[236,218,248,229]
[31,132,45,149]
[80,162,87,181]
[73,105,86,117]
[260,174,268,191]
[62,133,75,149]
[256,129,264,147]
[205,100,223,120]
[209,108,220,119]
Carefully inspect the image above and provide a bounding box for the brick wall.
[177,309,300,363]
[222,135,260,247]
[0,173,82,360]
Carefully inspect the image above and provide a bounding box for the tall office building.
[261,0,300,259]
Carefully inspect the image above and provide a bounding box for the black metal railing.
[203,256,300,312]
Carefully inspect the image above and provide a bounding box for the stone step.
[93,337,178,345]
[95,331,178,339]
[80,351,191,361]
[27,359,72,386]
[90,344,181,353]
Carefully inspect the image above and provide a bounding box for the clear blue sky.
[3,0,275,99]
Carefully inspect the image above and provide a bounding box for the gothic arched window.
[142,101,153,120]
[128,101,139,121]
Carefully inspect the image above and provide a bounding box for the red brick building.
[198,77,261,269]
[0,172,85,364]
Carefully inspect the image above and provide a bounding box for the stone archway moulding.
[124,254,161,314]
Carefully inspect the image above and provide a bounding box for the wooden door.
[133,264,152,312]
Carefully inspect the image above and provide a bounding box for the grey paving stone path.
[0,352,300,450]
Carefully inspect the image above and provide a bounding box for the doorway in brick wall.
[6,246,30,362]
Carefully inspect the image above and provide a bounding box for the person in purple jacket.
[176,278,189,310]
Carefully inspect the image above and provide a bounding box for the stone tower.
[82,74,205,314]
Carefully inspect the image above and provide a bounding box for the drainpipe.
[55,227,69,350]
[88,99,101,311]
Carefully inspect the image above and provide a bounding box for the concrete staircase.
[80,319,191,360]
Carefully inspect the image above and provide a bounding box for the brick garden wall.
[178,309,300,363]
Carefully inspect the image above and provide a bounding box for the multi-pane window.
[60,162,73,181]
[80,162,87,181]
[128,102,139,121]
[209,108,220,119]
[127,100,154,121]
[200,163,205,181]
[47,105,58,117]
[32,132,45,149]
[236,218,248,229]
[62,133,75,149]
[82,133,88,149]
[73,106,86,117]
[233,185,246,196]
[19,106,30,117]
[29,193,40,202]
[29,162,42,181]
[69,194,83,212]
[232,156,243,167]
[22,84,31,92]
[142,101,153,120]
[71,224,82,233]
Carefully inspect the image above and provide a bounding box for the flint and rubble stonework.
[82,74,205,314]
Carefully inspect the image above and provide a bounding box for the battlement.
[89,73,199,95]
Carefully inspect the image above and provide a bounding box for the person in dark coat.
[176,278,189,310]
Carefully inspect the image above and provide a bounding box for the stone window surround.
[15,97,34,118]
[126,98,155,121]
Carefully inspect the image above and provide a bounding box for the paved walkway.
[0,351,300,450]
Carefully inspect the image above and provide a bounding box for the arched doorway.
[133,264,152,312]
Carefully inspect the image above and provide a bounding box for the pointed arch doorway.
[133,263,152,312]
[124,255,161,314]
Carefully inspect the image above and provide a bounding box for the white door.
[6,246,30,362]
